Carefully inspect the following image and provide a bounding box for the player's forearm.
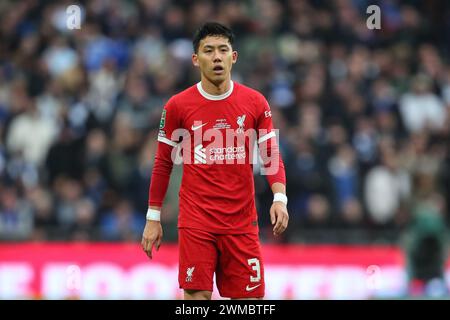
[148,143,174,207]
[265,155,286,187]
[271,182,288,206]
[271,182,286,195]
[259,136,287,204]
[148,170,171,207]
[259,136,286,187]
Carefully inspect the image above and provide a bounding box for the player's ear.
[232,51,238,64]
[192,53,199,67]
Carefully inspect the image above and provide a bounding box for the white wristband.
[146,208,161,221]
[273,193,288,205]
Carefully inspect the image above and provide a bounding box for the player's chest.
[182,103,257,134]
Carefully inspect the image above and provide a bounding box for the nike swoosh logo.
[245,284,261,292]
[191,123,208,131]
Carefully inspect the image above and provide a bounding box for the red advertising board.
[0,243,444,299]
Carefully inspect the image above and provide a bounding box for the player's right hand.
[141,220,163,259]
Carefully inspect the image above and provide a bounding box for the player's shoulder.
[172,84,198,102]
[234,82,268,111]
[234,82,266,100]
[164,84,198,109]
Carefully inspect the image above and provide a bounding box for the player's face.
[192,36,237,84]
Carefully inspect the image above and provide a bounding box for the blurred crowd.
[0,0,449,244]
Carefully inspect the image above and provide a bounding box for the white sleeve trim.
[157,136,178,147]
[258,131,276,144]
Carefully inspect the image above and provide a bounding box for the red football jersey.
[151,81,284,234]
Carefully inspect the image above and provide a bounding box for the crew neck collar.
[196,80,234,100]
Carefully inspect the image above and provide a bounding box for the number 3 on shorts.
[247,258,261,282]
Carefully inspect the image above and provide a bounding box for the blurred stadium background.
[0,0,449,299]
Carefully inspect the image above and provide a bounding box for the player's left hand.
[270,202,289,236]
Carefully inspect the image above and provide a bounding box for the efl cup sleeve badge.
[236,114,246,133]
[159,109,166,129]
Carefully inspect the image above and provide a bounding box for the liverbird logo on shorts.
[236,114,246,133]
[186,266,195,282]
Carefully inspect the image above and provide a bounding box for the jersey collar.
[196,80,234,101]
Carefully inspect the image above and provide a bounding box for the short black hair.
[192,22,235,53]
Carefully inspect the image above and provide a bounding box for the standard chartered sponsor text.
[209,146,246,161]
[166,128,279,174]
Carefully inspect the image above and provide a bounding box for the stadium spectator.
[0,0,447,247]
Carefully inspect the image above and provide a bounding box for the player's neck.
[200,77,231,96]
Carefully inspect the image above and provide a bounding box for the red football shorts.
[178,227,265,298]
